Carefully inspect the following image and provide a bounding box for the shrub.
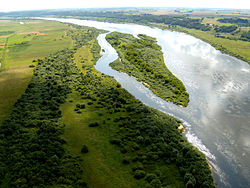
[80,104,85,109]
[76,104,85,109]
[145,173,157,183]
[88,122,99,127]
[76,180,88,187]
[81,145,89,153]
[134,170,146,179]
[150,179,161,188]
[122,157,130,164]
[184,173,196,187]
[109,138,121,145]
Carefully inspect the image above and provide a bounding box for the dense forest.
[0,22,215,187]
[217,18,249,26]
[106,32,189,107]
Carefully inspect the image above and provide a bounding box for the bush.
[80,104,85,109]
[88,122,99,127]
[76,103,85,109]
[76,180,88,187]
[122,157,130,164]
[87,102,93,105]
[81,145,89,153]
[184,173,196,187]
[134,170,146,179]
[109,138,121,145]
[145,173,157,183]
[150,179,161,188]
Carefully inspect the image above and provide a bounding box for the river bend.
[42,18,250,188]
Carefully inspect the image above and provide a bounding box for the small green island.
[106,32,189,107]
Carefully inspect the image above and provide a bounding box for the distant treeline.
[214,25,238,33]
[217,18,249,26]
[2,9,250,36]
[0,10,211,31]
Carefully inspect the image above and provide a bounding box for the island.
[106,32,189,107]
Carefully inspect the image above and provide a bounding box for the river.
[42,18,250,188]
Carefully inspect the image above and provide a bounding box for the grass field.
[60,42,145,188]
[0,19,74,124]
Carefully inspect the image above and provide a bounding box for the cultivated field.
[0,20,73,123]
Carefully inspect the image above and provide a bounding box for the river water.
[43,18,250,188]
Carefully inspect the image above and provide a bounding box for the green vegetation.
[17,9,248,64]
[61,28,214,187]
[106,32,189,107]
[0,20,73,124]
[0,21,215,187]
[0,48,85,187]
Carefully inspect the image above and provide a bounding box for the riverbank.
[65,30,215,187]
[39,17,250,188]
[148,23,250,64]
[65,16,250,65]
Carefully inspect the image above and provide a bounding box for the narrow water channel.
[43,18,250,188]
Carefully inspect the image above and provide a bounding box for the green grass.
[61,92,142,188]
[0,20,74,124]
[60,43,145,188]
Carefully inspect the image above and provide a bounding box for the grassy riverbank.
[61,28,214,187]
[0,21,215,187]
[106,32,189,107]
[149,22,250,64]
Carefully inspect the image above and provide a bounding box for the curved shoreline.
[69,16,250,65]
[38,17,250,187]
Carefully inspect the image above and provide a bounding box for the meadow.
[0,20,73,124]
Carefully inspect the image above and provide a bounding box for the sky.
[0,0,250,12]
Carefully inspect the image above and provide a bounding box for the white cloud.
[0,0,250,12]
